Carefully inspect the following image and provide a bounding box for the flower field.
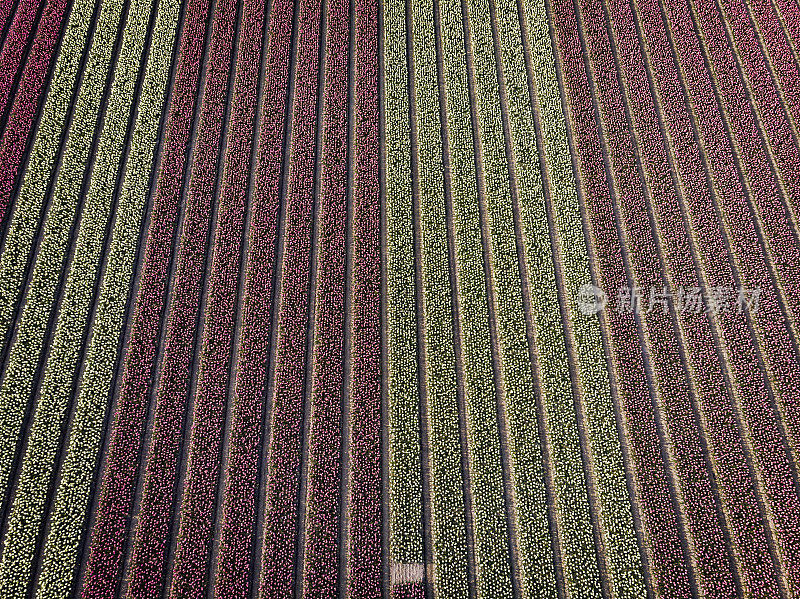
[0,0,797,595]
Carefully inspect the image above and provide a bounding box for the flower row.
[0,0,70,225]
[125,0,242,596]
[510,0,649,595]
[0,0,46,130]
[605,0,789,594]
[0,0,121,509]
[551,0,692,595]
[255,0,322,593]
[577,0,741,595]
[410,0,472,594]
[348,0,383,594]
[301,0,349,592]
[0,0,173,596]
[384,0,426,588]
[28,0,182,596]
[204,0,293,593]
[75,0,215,595]
[659,0,800,593]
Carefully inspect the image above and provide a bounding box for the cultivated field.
[0,0,796,596]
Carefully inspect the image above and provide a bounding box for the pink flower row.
[689,0,800,326]
[607,0,791,595]
[715,0,800,225]
[79,0,214,596]
[125,0,240,596]
[0,0,45,128]
[0,0,69,224]
[255,0,322,593]
[744,0,800,143]
[572,0,739,596]
[205,0,294,593]
[163,0,268,596]
[347,0,382,592]
[660,0,800,593]
[301,0,349,593]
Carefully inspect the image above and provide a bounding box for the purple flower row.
[78,0,214,596]
[770,0,800,58]
[205,0,294,594]
[301,0,349,593]
[551,0,691,595]
[347,0,381,592]
[0,0,68,225]
[637,0,800,591]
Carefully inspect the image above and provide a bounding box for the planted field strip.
[623,0,800,591]
[0,2,17,55]
[744,0,800,136]
[577,1,745,596]
[0,0,47,130]
[0,0,163,592]
[686,0,800,334]
[0,0,74,225]
[551,0,692,595]
[714,0,800,217]
[147,0,267,597]
[0,0,123,519]
[655,0,800,593]
[465,0,612,594]
[120,0,244,596]
[0,0,798,596]
[408,0,473,595]
[30,0,183,593]
[440,0,560,595]
[504,0,647,595]
[347,0,382,591]
[0,0,99,280]
[301,0,348,592]
[436,0,534,598]
[384,0,426,591]
[254,0,322,592]
[667,0,800,465]
[206,0,293,589]
[70,0,213,594]
[771,0,800,63]
[604,0,787,595]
